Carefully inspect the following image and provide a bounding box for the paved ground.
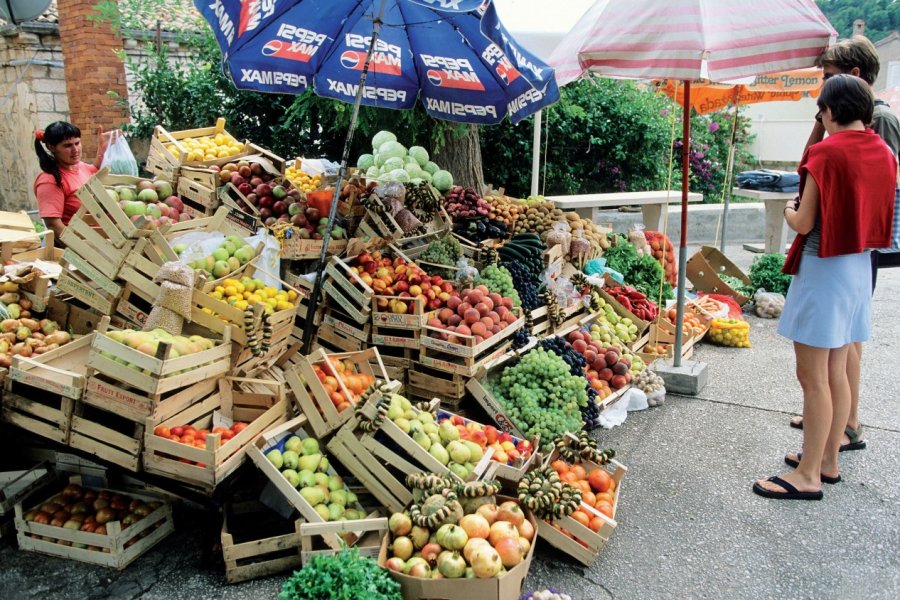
[1,245,898,600]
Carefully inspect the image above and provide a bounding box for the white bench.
[730,188,796,254]
[546,190,703,232]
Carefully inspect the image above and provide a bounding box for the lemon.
[287,290,298,301]
[266,298,278,308]
[234,300,248,310]
[276,300,293,311]
[247,294,262,304]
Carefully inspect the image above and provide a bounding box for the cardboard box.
[686,246,752,305]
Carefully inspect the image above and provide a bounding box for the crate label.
[10,369,80,400]
[225,205,259,235]
[324,262,369,307]
[466,381,525,438]
[322,312,368,342]
[58,273,115,314]
[373,311,422,328]
[371,334,418,349]
[117,296,149,327]
[62,249,122,297]
[419,335,472,357]
[85,377,151,417]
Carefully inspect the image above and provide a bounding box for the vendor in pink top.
[33,121,114,242]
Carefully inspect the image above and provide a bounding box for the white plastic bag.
[100,131,138,177]
[753,288,785,318]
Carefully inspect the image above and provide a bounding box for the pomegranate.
[391,535,414,560]
[384,557,406,572]
[435,523,468,551]
[459,514,490,540]
[421,542,442,566]
[518,537,531,556]
[475,503,499,524]
[409,525,430,549]
[488,521,519,546]
[497,501,525,527]
[470,546,503,579]
[388,512,412,536]
[516,518,535,541]
[463,537,491,563]
[494,537,524,568]
[407,563,432,578]
[437,550,467,578]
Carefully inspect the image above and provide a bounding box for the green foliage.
[279,548,401,600]
[748,253,792,296]
[817,0,900,42]
[481,78,675,197]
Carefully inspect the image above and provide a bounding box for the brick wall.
[56,0,128,159]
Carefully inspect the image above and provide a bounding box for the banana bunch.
[498,233,545,281]
[554,432,616,465]
[517,466,582,519]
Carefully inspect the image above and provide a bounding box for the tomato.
[588,469,612,493]
[153,426,170,438]
[180,434,195,445]
[594,501,614,519]
[220,429,235,440]
[170,426,185,437]
[231,422,248,434]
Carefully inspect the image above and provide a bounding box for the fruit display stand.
[437,408,538,483]
[377,504,538,600]
[220,498,304,584]
[2,333,95,444]
[594,287,651,350]
[537,436,627,566]
[14,476,174,569]
[69,174,158,247]
[529,302,592,338]
[143,377,289,493]
[284,347,391,439]
[247,415,371,551]
[419,307,524,377]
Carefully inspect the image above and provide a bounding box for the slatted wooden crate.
[284,347,391,439]
[148,119,248,171]
[464,376,528,439]
[85,319,233,397]
[371,322,420,350]
[221,499,303,584]
[418,308,523,377]
[143,377,289,493]
[72,173,160,246]
[1,336,95,444]
[114,230,179,306]
[392,207,453,255]
[537,435,627,566]
[69,400,145,472]
[407,362,467,406]
[299,517,387,565]
[82,375,218,425]
[373,346,412,385]
[371,294,427,331]
[57,267,120,316]
[322,255,374,325]
[177,177,218,212]
[5,230,61,313]
[14,478,174,569]
[315,322,369,353]
[0,463,56,538]
[357,208,403,241]
[247,415,372,551]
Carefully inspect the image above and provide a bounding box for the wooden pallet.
[143,377,289,493]
[14,478,174,569]
[284,347,391,439]
[86,319,233,397]
[221,499,303,584]
[246,416,372,551]
[69,400,145,472]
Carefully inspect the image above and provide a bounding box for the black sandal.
[783,453,841,484]
[789,420,867,452]
[752,475,823,500]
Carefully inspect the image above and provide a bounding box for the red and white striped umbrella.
[551,0,835,85]
[549,0,836,368]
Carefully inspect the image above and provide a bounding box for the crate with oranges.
[284,347,392,438]
[536,433,627,566]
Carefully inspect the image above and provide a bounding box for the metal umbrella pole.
[301,3,385,353]
[718,103,741,252]
[673,80,691,367]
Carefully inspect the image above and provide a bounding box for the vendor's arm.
[803,120,826,153]
[35,179,67,242]
[784,174,819,235]
[43,217,66,242]
[94,126,117,169]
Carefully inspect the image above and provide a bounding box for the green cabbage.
[365,166,381,179]
[356,153,375,171]
[432,169,453,192]
[408,146,429,167]
[371,130,397,151]
[383,157,405,172]
[423,161,440,175]
[388,168,410,183]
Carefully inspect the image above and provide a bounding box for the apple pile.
[426,285,520,345]
[349,251,456,313]
[384,498,533,579]
[385,394,483,481]
[263,434,366,522]
[108,178,191,229]
[152,421,249,466]
[176,235,256,280]
[437,413,533,466]
[567,330,632,394]
[21,482,165,549]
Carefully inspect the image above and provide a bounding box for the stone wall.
[0,24,68,212]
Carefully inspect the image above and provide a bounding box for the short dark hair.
[817,74,874,126]
[817,36,880,85]
[34,121,82,187]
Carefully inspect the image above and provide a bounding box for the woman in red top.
[753,75,896,501]
[33,121,113,242]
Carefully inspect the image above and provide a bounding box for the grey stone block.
[652,358,709,396]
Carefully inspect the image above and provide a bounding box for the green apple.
[301,437,320,456]
[282,450,300,470]
[313,472,329,487]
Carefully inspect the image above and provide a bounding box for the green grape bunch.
[490,348,588,450]
[475,264,521,307]
[420,235,463,267]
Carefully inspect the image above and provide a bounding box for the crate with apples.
[564,329,636,408]
[144,377,289,493]
[284,347,391,438]
[14,476,174,569]
[436,410,537,482]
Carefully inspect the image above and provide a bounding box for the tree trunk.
[433,124,484,192]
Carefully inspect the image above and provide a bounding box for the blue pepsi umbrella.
[195,0,559,350]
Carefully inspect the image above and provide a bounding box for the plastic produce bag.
[100,131,138,176]
[708,318,751,347]
[585,258,625,284]
[628,223,651,257]
[454,258,478,288]
[545,221,572,255]
[753,288,784,318]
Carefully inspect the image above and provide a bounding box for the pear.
[327,475,344,492]
[439,421,460,443]
[314,504,330,520]
[282,469,301,488]
[281,450,300,470]
[449,462,470,480]
[313,472,329,487]
[329,489,348,507]
[298,470,316,489]
[429,443,450,466]
[327,503,345,521]
[297,453,322,472]
[394,418,411,433]
[284,436,303,454]
[317,456,330,473]
[461,441,484,463]
[301,437,320,456]
[413,432,431,450]
[265,449,283,469]
[299,486,325,506]
[447,441,471,464]
[423,422,439,436]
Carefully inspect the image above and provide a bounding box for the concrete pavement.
[1,245,898,600]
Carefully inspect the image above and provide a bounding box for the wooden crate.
[177,176,218,210]
[436,408,539,483]
[69,400,145,472]
[284,347,391,439]
[8,333,94,401]
[407,362,467,405]
[371,322,420,350]
[247,416,371,551]
[221,499,303,584]
[357,208,403,241]
[321,306,370,342]
[82,374,217,425]
[371,294,427,330]
[0,463,56,521]
[314,322,369,353]
[2,363,78,445]
[14,478,174,569]
[299,516,387,565]
[73,173,158,246]
[374,346,412,384]
[86,319,233,397]
[420,307,524,359]
[538,438,627,566]
[143,377,289,493]
[57,267,120,316]
[322,255,374,325]
[393,207,453,255]
[464,376,527,439]
[149,119,248,170]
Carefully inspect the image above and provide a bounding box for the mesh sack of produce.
[753,289,785,319]
[707,318,751,348]
[644,230,677,286]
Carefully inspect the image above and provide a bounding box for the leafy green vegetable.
[603,235,674,300]
[279,548,402,600]
[718,274,755,298]
[748,253,791,296]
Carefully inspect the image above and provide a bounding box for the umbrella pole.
[673,80,691,367]
[719,106,740,252]
[301,3,385,353]
[531,110,542,196]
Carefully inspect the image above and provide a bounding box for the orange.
[550,460,569,474]
[589,516,604,533]
[588,469,612,493]
[582,491,596,507]
[595,492,614,505]
[560,471,577,484]
[570,465,587,481]
[570,510,590,528]
[594,501,614,519]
